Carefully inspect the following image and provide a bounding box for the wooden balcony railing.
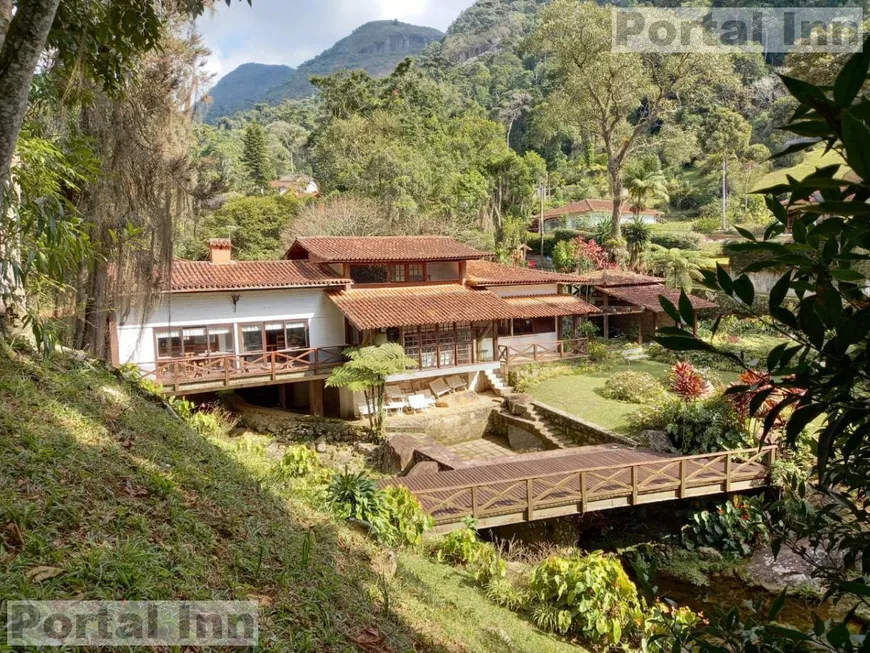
[498,337,589,366]
[406,446,776,526]
[142,346,348,392]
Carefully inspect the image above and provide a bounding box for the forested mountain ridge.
[203,21,443,122]
[202,62,296,121]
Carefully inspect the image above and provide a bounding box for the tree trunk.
[0,0,12,51]
[610,173,623,240]
[0,0,61,180]
[721,157,728,231]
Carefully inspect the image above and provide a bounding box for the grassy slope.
[0,348,576,652]
[753,148,849,190]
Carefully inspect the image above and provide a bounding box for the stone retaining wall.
[531,401,637,448]
[231,397,377,443]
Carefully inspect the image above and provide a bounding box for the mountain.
[261,20,443,104]
[439,0,547,62]
[202,21,443,122]
[203,63,296,121]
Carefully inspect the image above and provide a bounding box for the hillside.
[203,63,296,122]
[0,346,576,652]
[440,0,547,62]
[204,21,443,121]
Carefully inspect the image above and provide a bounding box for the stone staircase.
[483,368,513,397]
[527,403,577,449]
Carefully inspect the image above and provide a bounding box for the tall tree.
[532,0,714,241]
[242,121,275,191]
[703,107,752,230]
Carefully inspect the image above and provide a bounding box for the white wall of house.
[499,331,559,348]
[490,284,559,298]
[116,288,346,369]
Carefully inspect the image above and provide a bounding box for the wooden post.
[173,361,179,393]
[471,486,479,518]
[453,322,458,366]
[680,460,688,499]
[309,380,324,417]
[224,357,230,386]
[271,352,276,380]
[580,472,587,514]
[602,294,610,339]
[637,314,643,345]
[527,478,534,521]
[435,323,441,369]
[631,466,639,505]
[725,453,733,492]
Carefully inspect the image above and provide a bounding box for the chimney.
[208,238,232,265]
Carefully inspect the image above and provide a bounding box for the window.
[408,263,425,282]
[512,317,556,336]
[239,321,310,354]
[156,325,234,359]
[350,265,388,284]
[156,330,183,358]
[388,265,405,283]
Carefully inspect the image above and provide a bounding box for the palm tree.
[648,246,704,290]
[625,168,670,218]
[623,215,652,270]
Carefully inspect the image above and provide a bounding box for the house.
[531,199,663,234]
[574,270,717,343]
[270,174,320,198]
[113,236,600,417]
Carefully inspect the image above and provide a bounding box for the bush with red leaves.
[669,362,706,400]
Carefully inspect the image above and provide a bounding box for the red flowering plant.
[669,362,706,400]
[727,369,802,442]
[573,237,616,273]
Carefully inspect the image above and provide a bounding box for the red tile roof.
[542,199,663,220]
[327,285,516,330]
[286,236,491,263]
[577,270,664,287]
[598,285,717,313]
[168,260,350,293]
[466,260,588,286]
[503,295,599,318]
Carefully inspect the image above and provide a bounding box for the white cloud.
[198,0,475,82]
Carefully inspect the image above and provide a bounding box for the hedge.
[650,231,701,250]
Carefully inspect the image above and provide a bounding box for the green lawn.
[528,361,742,433]
[529,361,674,433]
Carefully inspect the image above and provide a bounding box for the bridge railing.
[409,446,777,525]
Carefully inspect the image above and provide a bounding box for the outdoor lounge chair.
[429,377,452,398]
[384,394,408,414]
[357,402,372,418]
[446,375,468,392]
[408,393,436,412]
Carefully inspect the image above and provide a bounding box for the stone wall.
[388,402,496,445]
[487,410,550,451]
[232,398,377,444]
[531,401,637,448]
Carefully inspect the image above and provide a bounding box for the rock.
[743,540,834,594]
[381,434,434,474]
[642,430,677,453]
[505,394,534,419]
[314,435,328,453]
[696,546,724,562]
[407,461,441,477]
[354,442,378,455]
[373,549,399,579]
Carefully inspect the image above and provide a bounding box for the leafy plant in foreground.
[683,495,769,557]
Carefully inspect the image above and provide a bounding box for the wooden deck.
[381,445,776,532]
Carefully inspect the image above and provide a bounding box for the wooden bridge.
[382,445,776,533]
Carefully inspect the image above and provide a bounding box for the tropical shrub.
[650,231,701,250]
[551,239,577,272]
[527,552,643,645]
[434,519,505,582]
[484,576,527,611]
[601,371,667,404]
[587,341,612,364]
[328,470,382,522]
[643,603,705,652]
[573,236,615,272]
[682,495,769,557]
[692,215,721,234]
[375,486,433,549]
[629,395,751,453]
[277,445,320,478]
[669,361,706,400]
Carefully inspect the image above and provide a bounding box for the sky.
[198,0,476,83]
